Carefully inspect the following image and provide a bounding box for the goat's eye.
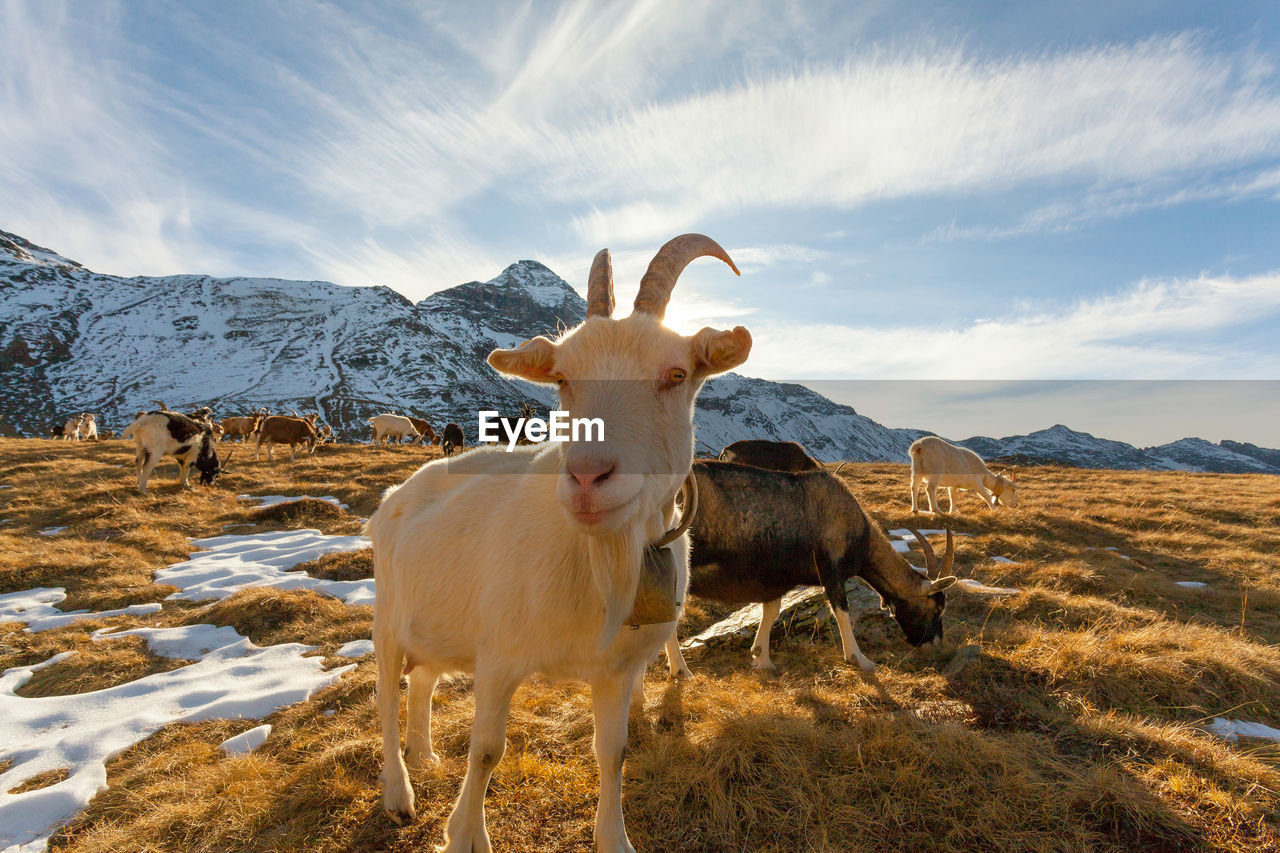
[554,375,567,390]
[662,368,687,388]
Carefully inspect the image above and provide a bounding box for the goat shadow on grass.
[630,664,1207,853]
[942,652,1252,850]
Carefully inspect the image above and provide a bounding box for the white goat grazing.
[366,413,420,446]
[367,234,751,853]
[909,436,1019,514]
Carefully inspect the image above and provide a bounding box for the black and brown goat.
[669,460,956,677]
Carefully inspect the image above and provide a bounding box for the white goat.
[367,234,751,853]
[77,412,98,441]
[366,413,420,446]
[909,436,1019,514]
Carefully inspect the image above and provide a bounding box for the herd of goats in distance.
[36,235,1023,853]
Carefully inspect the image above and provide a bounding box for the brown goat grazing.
[405,416,438,445]
[253,415,319,461]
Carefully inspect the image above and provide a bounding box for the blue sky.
[3,1,1280,444]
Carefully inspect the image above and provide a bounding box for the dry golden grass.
[1,438,1278,852]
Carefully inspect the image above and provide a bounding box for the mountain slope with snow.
[1,229,1275,473]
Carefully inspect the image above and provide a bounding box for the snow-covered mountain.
[0,230,920,459]
[959,425,1280,474]
[1,229,1276,474]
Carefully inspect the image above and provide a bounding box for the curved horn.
[632,234,740,320]
[909,528,938,579]
[833,461,849,475]
[586,249,615,319]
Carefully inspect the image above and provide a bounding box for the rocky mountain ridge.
[1,229,1275,474]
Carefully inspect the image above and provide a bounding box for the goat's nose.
[568,455,616,489]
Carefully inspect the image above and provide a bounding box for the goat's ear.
[690,326,752,376]
[488,336,558,383]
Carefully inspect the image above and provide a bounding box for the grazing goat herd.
[40,235,1023,852]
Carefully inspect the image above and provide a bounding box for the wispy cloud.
[731,269,1280,380]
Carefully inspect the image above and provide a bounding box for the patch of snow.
[238,494,348,510]
[1207,717,1280,743]
[989,556,1022,565]
[887,528,972,555]
[219,724,272,757]
[322,708,336,717]
[0,485,14,490]
[0,588,163,633]
[37,527,67,537]
[156,530,373,606]
[334,639,374,658]
[0,625,352,853]
[1175,581,1208,589]
[955,579,1021,595]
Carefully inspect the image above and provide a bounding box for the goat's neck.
[855,523,931,604]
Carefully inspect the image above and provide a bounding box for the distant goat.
[367,234,750,850]
[909,436,1019,514]
[367,414,421,446]
[719,439,820,472]
[56,415,82,441]
[253,414,319,461]
[77,413,99,441]
[219,410,266,442]
[671,461,956,676]
[440,422,464,457]
[120,409,229,494]
[405,416,438,446]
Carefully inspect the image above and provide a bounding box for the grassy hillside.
[1,438,1278,852]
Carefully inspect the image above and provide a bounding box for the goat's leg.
[289,442,296,462]
[376,636,414,824]
[978,487,997,509]
[664,623,693,679]
[831,603,877,675]
[910,474,922,513]
[591,672,638,853]
[750,597,783,672]
[137,450,160,494]
[404,665,441,768]
[947,487,956,514]
[925,482,941,514]
[443,667,518,853]
[252,435,262,461]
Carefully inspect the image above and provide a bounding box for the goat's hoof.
[383,779,416,824]
[404,748,440,769]
[385,803,416,826]
[751,661,779,676]
[669,667,692,680]
[442,831,490,853]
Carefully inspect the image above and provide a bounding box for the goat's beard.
[586,525,643,650]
